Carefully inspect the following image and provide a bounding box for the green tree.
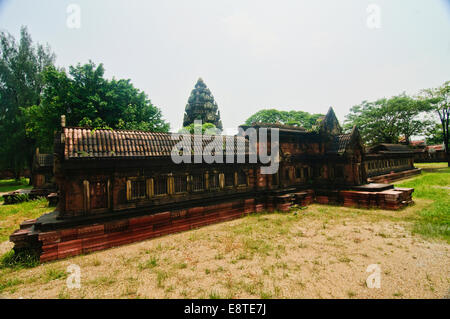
[387,94,433,145]
[0,26,56,179]
[179,122,218,135]
[244,109,323,130]
[421,81,450,166]
[24,61,170,151]
[425,123,446,145]
[344,94,432,146]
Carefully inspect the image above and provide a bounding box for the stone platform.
[351,183,394,192]
[367,168,422,184]
[10,185,414,263]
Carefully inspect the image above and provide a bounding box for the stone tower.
[183,78,223,130]
[320,107,342,136]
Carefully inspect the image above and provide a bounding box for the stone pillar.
[83,180,90,212]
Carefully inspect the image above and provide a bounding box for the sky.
[1,0,449,133]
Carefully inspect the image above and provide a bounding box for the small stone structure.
[414,144,447,163]
[364,143,421,183]
[3,149,56,204]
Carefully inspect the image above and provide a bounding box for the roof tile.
[328,134,352,154]
[62,127,249,160]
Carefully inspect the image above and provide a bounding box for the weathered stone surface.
[183,78,222,129]
[9,107,416,262]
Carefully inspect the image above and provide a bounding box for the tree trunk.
[446,143,449,167]
[405,135,410,145]
[445,128,449,168]
[444,137,449,166]
[440,114,449,167]
[28,152,34,186]
[14,168,20,181]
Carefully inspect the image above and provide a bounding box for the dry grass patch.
[0,199,448,299]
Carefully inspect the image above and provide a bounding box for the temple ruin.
[10,108,416,262]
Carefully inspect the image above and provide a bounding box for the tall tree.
[183,78,222,130]
[387,94,433,145]
[0,26,55,179]
[24,61,170,151]
[425,123,446,145]
[344,94,432,146]
[244,109,323,130]
[421,81,450,166]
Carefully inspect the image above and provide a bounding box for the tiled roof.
[369,143,414,154]
[328,134,352,154]
[427,144,444,151]
[62,127,249,160]
[410,140,425,146]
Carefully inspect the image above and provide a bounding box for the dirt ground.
[0,198,448,299]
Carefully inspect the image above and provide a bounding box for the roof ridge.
[64,126,174,134]
[64,126,244,139]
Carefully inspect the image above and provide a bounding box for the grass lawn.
[396,165,450,242]
[0,178,50,242]
[0,178,31,195]
[0,178,32,204]
[0,198,52,242]
[0,168,448,299]
[414,162,448,169]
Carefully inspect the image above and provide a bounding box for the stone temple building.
[183,78,223,130]
[10,108,415,262]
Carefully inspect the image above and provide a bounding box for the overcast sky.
[1,0,449,132]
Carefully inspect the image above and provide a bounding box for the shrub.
[3,193,30,205]
[0,249,40,269]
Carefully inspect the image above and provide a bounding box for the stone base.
[11,195,294,263]
[10,185,414,263]
[340,187,413,210]
[368,168,421,184]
